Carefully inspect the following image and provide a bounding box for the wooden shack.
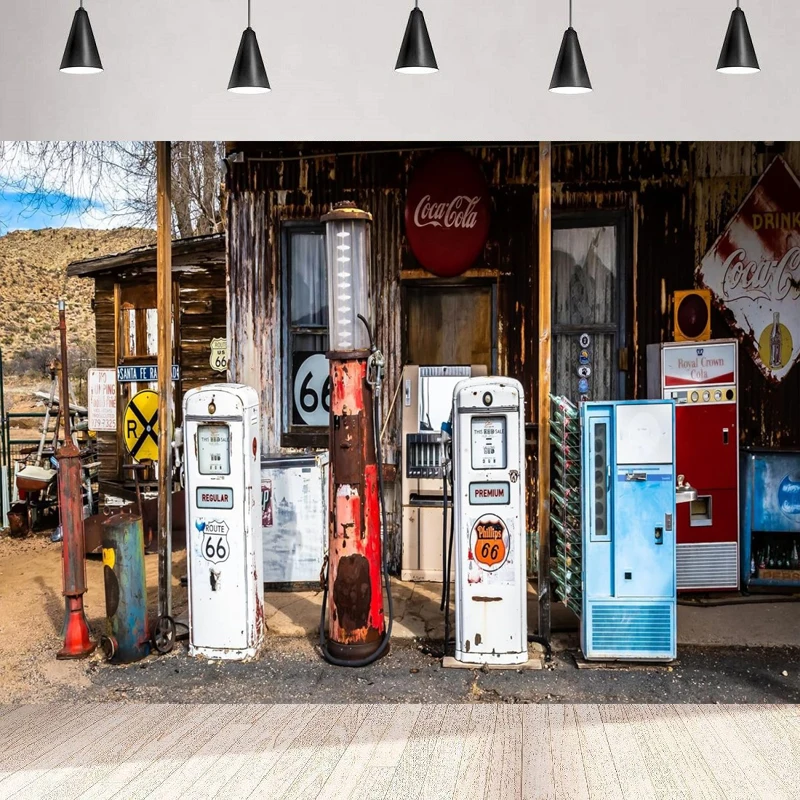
[68,233,227,492]
[222,142,800,576]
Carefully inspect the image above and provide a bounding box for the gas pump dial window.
[197,424,231,475]
[471,417,507,470]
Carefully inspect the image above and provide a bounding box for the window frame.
[280,220,330,450]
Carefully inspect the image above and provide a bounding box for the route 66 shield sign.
[209,338,228,373]
[197,519,230,564]
[470,515,510,571]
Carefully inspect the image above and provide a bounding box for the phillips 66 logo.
[470,515,510,571]
[196,519,230,564]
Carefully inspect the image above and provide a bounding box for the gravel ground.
[39,637,800,705]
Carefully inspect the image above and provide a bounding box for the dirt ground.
[0,531,188,702]
[1,531,798,705]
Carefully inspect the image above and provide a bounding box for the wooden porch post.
[537,142,552,640]
[156,141,173,618]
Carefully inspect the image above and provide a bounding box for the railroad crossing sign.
[124,390,160,462]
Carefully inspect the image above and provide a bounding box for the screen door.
[552,213,628,402]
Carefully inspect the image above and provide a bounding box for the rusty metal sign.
[696,156,800,384]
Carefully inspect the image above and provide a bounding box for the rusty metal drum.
[100,511,150,664]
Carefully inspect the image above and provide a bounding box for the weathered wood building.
[222,141,800,573]
[68,233,226,488]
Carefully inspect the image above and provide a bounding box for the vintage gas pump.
[318,202,392,666]
[184,384,263,660]
[450,377,528,665]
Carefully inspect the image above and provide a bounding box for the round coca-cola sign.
[405,149,491,277]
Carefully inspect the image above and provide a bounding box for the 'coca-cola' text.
[412,195,482,229]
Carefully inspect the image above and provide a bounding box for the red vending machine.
[647,339,739,591]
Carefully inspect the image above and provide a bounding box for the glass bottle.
[770,311,782,368]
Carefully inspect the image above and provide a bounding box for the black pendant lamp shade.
[395,5,438,74]
[549,2,591,93]
[717,5,759,74]
[60,3,103,74]
[228,28,271,92]
[549,27,591,93]
[228,1,271,93]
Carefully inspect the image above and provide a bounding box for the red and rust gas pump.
[318,202,393,666]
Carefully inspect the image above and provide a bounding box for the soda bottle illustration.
[770,312,782,368]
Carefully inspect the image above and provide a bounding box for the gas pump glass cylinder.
[323,204,372,353]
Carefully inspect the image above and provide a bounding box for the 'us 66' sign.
[195,519,230,564]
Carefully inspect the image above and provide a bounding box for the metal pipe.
[56,300,95,659]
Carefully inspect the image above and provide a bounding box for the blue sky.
[0,188,108,233]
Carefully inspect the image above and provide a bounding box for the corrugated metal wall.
[225,141,800,569]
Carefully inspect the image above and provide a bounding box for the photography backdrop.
[0,1,798,139]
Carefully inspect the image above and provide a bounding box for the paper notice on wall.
[87,368,116,431]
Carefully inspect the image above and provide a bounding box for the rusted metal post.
[156,141,173,618]
[537,142,553,641]
[56,299,95,659]
[326,358,385,660]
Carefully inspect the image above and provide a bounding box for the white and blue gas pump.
[580,399,678,661]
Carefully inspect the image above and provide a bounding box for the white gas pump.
[183,383,264,660]
[452,377,528,665]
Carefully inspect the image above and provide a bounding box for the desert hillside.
[0,227,154,426]
[0,227,155,376]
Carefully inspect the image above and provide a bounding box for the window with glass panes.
[282,223,330,447]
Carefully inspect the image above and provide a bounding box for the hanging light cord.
[569,0,573,27]
[247,0,251,27]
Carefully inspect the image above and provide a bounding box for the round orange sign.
[470,515,510,571]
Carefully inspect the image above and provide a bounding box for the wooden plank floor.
[0,704,797,799]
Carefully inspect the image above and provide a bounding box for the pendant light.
[60,1,103,74]
[228,0,271,93]
[549,0,592,94]
[717,2,759,74]
[395,1,438,74]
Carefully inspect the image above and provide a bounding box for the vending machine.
[647,339,739,591]
[184,384,264,660]
[401,364,487,580]
[581,400,677,662]
[452,377,528,665]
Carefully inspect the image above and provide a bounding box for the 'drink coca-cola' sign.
[696,156,800,384]
[405,149,491,277]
